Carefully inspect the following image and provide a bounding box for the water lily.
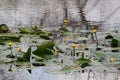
[71,43,76,57]
[8,42,13,46]
[17,47,21,51]
[92,29,97,33]
[64,19,68,23]
[71,43,76,47]
[92,29,98,46]
[7,42,14,58]
[110,57,114,62]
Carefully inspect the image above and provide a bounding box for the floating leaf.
[33,41,54,59]
[17,47,31,62]
[0,24,9,33]
[18,27,31,34]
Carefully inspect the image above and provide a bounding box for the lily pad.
[18,27,31,34]
[17,47,31,62]
[33,40,54,59]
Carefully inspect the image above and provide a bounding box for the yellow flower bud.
[64,19,68,23]
[17,47,21,51]
[110,57,114,62]
[92,29,97,33]
[8,42,13,46]
[71,43,76,47]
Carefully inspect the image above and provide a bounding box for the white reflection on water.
[32,66,120,80]
[32,66,74,80]
[0,65,119,80]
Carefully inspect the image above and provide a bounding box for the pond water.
[0,30,120,80]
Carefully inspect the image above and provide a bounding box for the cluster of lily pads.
[105,34,119,52]
[0,24,102,68]
[0,25,54,65]
[18,25,52,40]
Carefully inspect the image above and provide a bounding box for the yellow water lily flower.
[64,19,68,23]
[17,47,21,51]
[110,57,114,62]
[92,29,97,33]
[71,43,76,47]
[8,42,13,46]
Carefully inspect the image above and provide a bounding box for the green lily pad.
[17,47,31,62]
[33,40,54,59]
[18,27,31,34]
